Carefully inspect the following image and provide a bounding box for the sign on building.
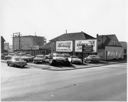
[56,41,73,52]
[75,39,97,52]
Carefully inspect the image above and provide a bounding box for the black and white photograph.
[0,0,127,101]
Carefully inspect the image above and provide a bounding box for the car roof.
[36,55,44,56]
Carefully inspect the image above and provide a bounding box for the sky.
[0,0,127,45]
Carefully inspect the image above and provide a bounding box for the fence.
[14,49,51,56]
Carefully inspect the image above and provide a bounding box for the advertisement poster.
[75,40,97,52]
[56,41,73,52]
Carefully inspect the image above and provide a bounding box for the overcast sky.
[0,0,127,45]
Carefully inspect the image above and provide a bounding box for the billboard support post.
[82,44,85,64]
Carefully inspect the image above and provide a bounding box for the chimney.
[97,34,99,38]
[66,29,67,34]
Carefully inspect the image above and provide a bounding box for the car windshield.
[12,57,22,61]
[63,54,70,57]
[24,54,32,57]
[88,55,99,58]
[53,54,65,57]
[72,56,78,58]
[36,55,44,58]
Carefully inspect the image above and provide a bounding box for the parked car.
[49,53,71,66]
[44,54,51,63]
[68,55,82,64]
[33,55,45,64]
[4,53,16,60]
[21,54,34,62]
[1,53,8,60]
[7,56,27,68]
[84,55,101,63]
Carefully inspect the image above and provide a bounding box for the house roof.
[97,34,122,48]
[1,36,5,42]
[50,31,96,42]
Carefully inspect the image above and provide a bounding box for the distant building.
[4,42,9,52]
[1,36,5,53]
[13,35,46,51]
[43,31,97,58]
[97,34,123,60]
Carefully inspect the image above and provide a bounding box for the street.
[1,62,127,101]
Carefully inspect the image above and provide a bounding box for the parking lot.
[1,59,124,71]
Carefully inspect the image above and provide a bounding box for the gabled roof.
[97,34,122,49]
[50,31,95,42]
[1,36,5,42]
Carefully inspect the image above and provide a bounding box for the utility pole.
[13,33,14,52]
[18,32,21,50]
[66,29,67,34]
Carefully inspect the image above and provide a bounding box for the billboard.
[75,39,97,52]
[56,41,73,52]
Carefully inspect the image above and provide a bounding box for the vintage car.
[68,56,82,64]
[33,55,45,64]
[84,55,101,63]
[43,54,51,63]
[7,56,27,68]
[4,53,16,60]
[49,53,71,66]
[21,54,34,62]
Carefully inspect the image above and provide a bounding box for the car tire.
[34,62,37,64]
[21,65,25,68]
[9,63,13,67]
[7,63,9,66]
[50,60,56,66]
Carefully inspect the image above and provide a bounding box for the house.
[97,34,123,60]
[120,41,127,60]
[44,31,97,58]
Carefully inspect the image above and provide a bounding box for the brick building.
[13,35,46,51]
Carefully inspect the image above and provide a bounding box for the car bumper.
[33,60,43,63]
[15,62,27,67]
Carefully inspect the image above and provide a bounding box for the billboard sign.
[56,41,73,52]
[75,39,97,52]
[83,45,93,52]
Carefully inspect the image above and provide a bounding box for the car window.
[55,54,65,57]
[14,58,22,61]
[72,56,78,58]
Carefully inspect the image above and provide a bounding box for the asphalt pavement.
[1,62,127,101]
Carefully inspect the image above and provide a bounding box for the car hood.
[72,58,81,61]
[53,57,66,60]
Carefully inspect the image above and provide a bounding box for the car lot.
[1,58,125,71]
